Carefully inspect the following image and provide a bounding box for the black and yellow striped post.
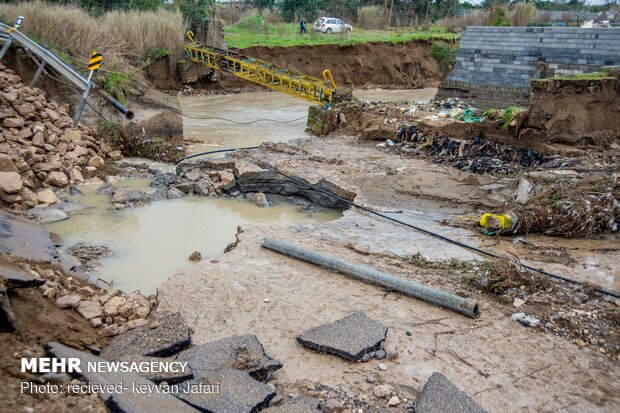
[87,51,103,79]
[74,51,103,124]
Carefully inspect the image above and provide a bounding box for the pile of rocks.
[0,63,121,211]
[32,263,155,337]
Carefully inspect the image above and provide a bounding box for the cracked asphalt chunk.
[176,368,275,413]
[100,312,191,359]
[297,312,387,361]
[414,372,487,413]
[175,334,282,380]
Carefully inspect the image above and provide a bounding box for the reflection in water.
[47,181,341,294]
[181,92,311,154]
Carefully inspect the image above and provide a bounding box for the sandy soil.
[157,135,620,412]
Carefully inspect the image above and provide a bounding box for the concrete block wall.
[437,26,620,108]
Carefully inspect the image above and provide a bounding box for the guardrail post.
[30,61,46,87]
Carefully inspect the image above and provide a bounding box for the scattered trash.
[512,312,541,327]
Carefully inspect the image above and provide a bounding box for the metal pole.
[261,238,481,319]
[30,61,46,87]
[73,70,93,125]
[0,35,12,61]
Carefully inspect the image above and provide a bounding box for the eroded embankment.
[170,40,446,90]
[520,75,620,148]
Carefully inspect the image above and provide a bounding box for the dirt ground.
[156,135,620,413]
[0,285,107,413]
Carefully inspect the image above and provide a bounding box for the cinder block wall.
[436,26,620,108]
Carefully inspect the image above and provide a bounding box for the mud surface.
[157,136,620,413]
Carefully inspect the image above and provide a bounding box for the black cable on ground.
[177,147,620,299]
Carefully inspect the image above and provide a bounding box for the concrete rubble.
[297,312,388,361]
[175,334,283,380]
[414,372,487,413]
[101,312,191,359]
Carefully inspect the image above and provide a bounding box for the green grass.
[535,68,616,82]
[502,106,526,130]
[224,24,458,49]
[104,71,133,104]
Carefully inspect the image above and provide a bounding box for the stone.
[77,300,103,320]
[297,312,388,361]
[36,188,60,204]
[166,187,184,199]
[3,117,25,128]
[249,192,270,208]
[188,251,201,261]
[373,385,391,399]
[69,168,84,183]
[20,187,38,206]
[88,155,105,168]
[387,396,401,407]
[100,312,191,359]
[26,207,69,224]
[112,187,147,204]
[64,129,82,142]
[56,294,83,309]
[177,368,275,413]
[193,180,213,196]
[90,317,103,328]
[103,296,127,318]
[266,398,321,413]
[108,150,123,161]
[0,154,17,172]
[414,372,487,413]
[126,319,149,330]
[0,171,23,193]
[513,297,526,308]
[45,171,69,188]
[322,399,344,413]
[219,170,236,189]
[0,259,45,288]
[378,363,388,371]
[375,349,387,360]
[514,178,533,205]
[46,342,201,413]
[175,334,282,380]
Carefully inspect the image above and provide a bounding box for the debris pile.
[481,179,619,237]
[0,63,120,211]
[379,130,546,174]
[2,256,157,337]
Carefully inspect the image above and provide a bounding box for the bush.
[431,42,457,70]
[512,3,538,27]
[490,7,511,27]
[436,10,488,33]
[0,1,186,70]
[235,14,266,32]
[356,5,385,30]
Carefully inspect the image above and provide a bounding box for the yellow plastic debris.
[479,213,512,230]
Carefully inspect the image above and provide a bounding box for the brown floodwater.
[46,180,341,294]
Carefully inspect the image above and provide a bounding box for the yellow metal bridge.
[184,32,338,107]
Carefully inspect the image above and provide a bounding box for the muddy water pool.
[46,180,341,294]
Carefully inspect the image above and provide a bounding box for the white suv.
[314,17,353,34]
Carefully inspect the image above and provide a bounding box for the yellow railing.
[184,32,337,107]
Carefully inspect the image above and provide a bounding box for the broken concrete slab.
[0,210,57,262]
[265,398,320,413]
[175,334,282,380]
[297,312,387,361]
[176,368,275,413]
[0,259,44,288]
[25,207,70,224]
[115,355,193,384]
[101,312,191,359]
[46,342,200,413]
[413,372,487,413]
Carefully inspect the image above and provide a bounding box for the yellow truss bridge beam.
[184,32,337,107]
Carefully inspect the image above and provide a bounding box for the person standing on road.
[300,17,307,34]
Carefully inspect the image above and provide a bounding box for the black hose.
[175,147,620,299]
